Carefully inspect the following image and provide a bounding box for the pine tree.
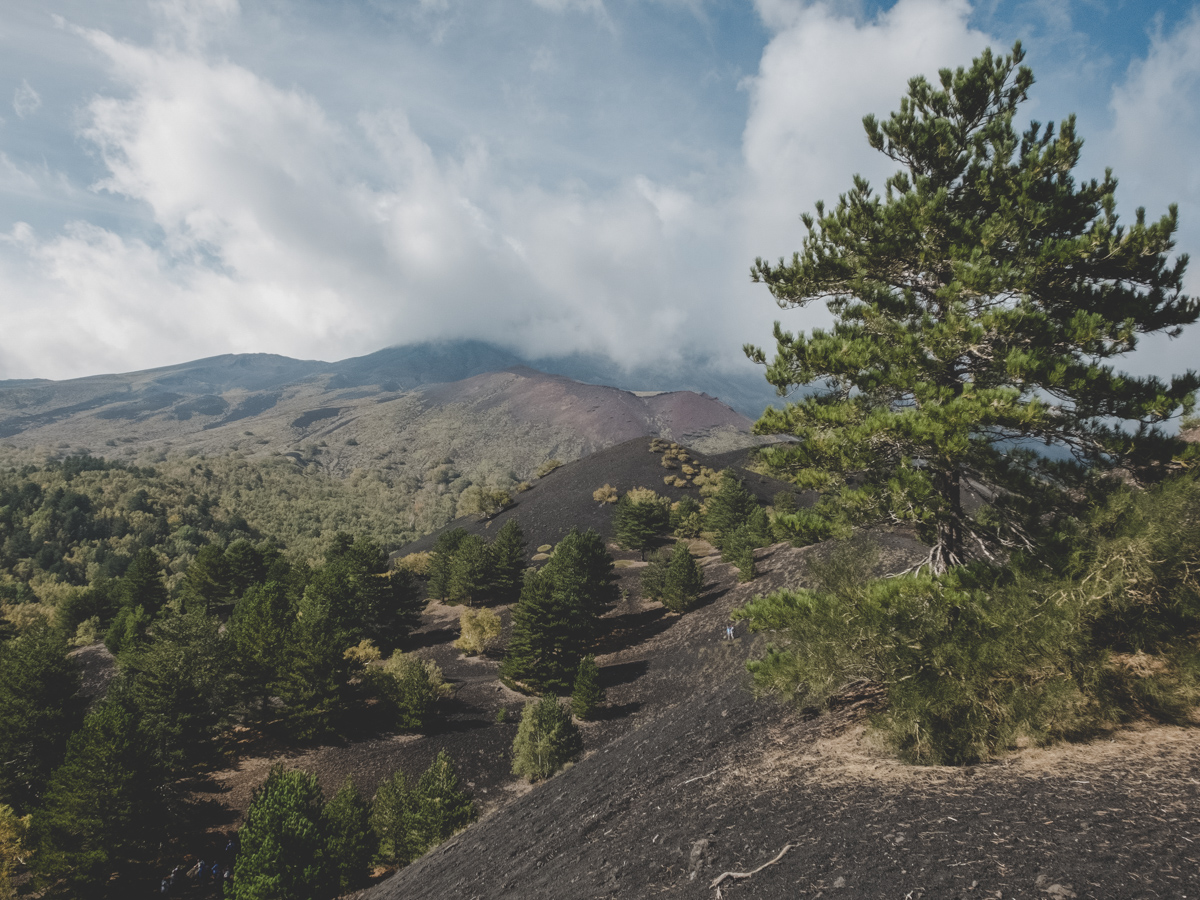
[427,528,469,600]
[275,585,356,741]
[501,530,616,693]
[33,700,162,891]
[570,654,605,720]
[446,534,493,605]
[179,542,230,614]
[230,766,335,900]
[613,490,670,558]
[121,607,235,775]
[746,43,1199,573]
[228,580,296,720]
[704,472,760,541]
[540,528,618,620]
[511,696,583,782]
[370,769,415,866]
[408,751,475,856]
[120,548,168,616]
[489,519,527,604]
[322,778,377,894]
[0,620,81,812]
[660,542,705,613]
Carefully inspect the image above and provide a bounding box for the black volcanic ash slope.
[392,438,808,561]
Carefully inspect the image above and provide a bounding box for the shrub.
[592,484,618,504]
[0,804,30,900]
[511,696,583,781]
[395,552,433,577]
[571,655,605,720]
[535,459,563,478]
[454,607,502,655]
[374,652,449,731]
[70,616,100,648]
[670,497,704,538]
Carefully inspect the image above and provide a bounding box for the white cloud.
[741,0,990,252]
[12,79,41,118]
[1101,8,1200,377]
[3,0,1197,387]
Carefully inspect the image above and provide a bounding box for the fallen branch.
[710,843,794,895]
[678,770,718,787]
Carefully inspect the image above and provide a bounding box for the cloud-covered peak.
[0,0,1197,386]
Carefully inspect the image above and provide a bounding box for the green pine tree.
[230,766,336,900]
[228,580,297,720]
[179,542,230,614]
[704,472,760,543]
[408,751,475,856]
[746,43,1199,573]
[33,700,163,892]
[323,777,377,894]
[489,519,527,604]
[613,490,670,558]
[120,607,235,775]
[511,696,583,782]
[120,548,168,617]
[370,769,415,866]
[501,530,616,693]
[446,534,493,605]
[0,620,82,811]
[275,586,356,741]
[570,654,605,720]
[427,528,469,600]
[660,542,705,613]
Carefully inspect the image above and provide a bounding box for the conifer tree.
[489,519,527,604]
[34,700,162,890]
[120,608,235,775]
[704,472,760,541]
[408,751,475,856]
[230,766,335,900]
[540,528,618,621]
[511,696,583,782]
[660,542,705,613]
[570,654,605,720]
[0,621,81,811]
[275,585,356,741]
[120,548,168,616]
[447,534,492,605]
[322,778,377,894]
[179,543,228,614]
[747,44,1199,572]
[228,580,296,719]
[501,529,616,692]
[427,528,469,600]
[613,489,670,558]
[370,770,415,866]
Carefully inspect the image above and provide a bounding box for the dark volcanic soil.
[395,437,807,561]
[172,440,1199,900]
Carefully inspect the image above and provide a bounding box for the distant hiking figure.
[725,625,734,641]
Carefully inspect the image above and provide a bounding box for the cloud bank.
[0,0,1197,383]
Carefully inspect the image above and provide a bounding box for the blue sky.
[2,0,1199,384]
